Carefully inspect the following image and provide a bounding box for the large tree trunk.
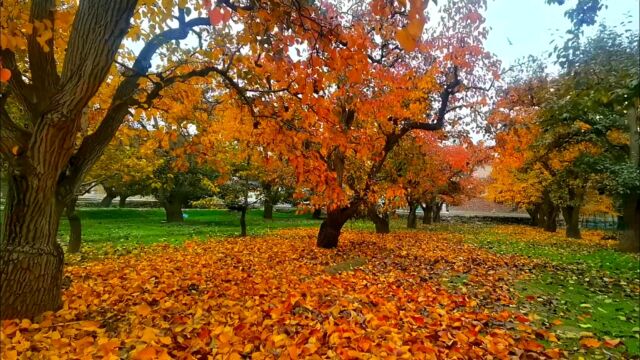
[407,202,418,229]
[562,205,581,239]
[163,199,184,223]
[367,205,390,234]
[620,195,640,252]
[118,195,129,208]
[317,205,359,248]
[66,196,82,253]
[421,203,432,224]
[1,174,65,319]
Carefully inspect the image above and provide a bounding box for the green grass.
[429,223,640,358]
[57,208,321,247]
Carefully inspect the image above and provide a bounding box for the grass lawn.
[56,208,322,247]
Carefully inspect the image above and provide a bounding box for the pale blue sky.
[483,0,639,68]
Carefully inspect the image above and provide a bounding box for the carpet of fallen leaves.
[3,229,572,359]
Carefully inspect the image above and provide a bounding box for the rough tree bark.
[407,201,418,229]
[420,203,432,224]
[367,204,390,234]
[66,196,82,253]
[0,0,141,319]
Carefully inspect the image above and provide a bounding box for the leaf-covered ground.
[2,225,638,359]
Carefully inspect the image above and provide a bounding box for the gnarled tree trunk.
[66,196,82,253]
[421,203,432,224]
[562,205,581,239]
[100,186,117,208]
[317,205,359,248]
[367,204,390,234]
[118,195,129,208]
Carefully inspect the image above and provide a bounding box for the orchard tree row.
[487,27,639,249]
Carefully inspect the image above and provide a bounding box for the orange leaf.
[133,345,157,360]
[79,320,101,331]
[580,338,601,348]
[0,67,11,83]
[136,303,152,316]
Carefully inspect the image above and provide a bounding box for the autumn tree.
[0,0,342,319]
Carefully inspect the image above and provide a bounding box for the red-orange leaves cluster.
[1,230,560,359]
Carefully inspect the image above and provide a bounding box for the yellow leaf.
[136,303,152,316]
[141,327,156,343]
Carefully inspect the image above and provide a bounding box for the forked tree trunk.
[620,195,640,252]
[562,205,581,239]
[66,197,82,253]
[118,195,128,208]
[240,207,247,237]
[407,202,418,229]
[317,205,359,248]
[421,204,432,224]
[163,199,184,223]
[1,174,65,319]
[367,205,390,234]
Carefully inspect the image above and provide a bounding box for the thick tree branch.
[27,0,59,108]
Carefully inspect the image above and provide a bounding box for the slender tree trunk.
[407,202,418,229]
[432,202,442,223]
[620,104,639,252]
[312,208,323,219]
[317,205,358,248]
[421,204,432,224]
[540,191,557,232]
[263,199,273,219]
[66,197,82,253]
[118,195,129,208]
[367,205,390,234]
[620,195,640,252]
[163,199,184,223]
[240,207,247,237]
[1,174,65,319]
[562,205,581,239]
